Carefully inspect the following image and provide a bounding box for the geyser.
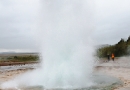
[1,0,96,89]
[39,0,95,88]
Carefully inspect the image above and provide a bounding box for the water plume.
[1,0,95,89]
[39,0,95,88]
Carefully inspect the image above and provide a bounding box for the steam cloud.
[1,0,95,89]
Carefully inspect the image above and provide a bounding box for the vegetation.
[12,55,39,62]
[0,53,39,62]
[97,36,130,57]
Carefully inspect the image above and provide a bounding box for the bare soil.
[0,61,38,66]
[0,57,130,90]
[96,57,130,90]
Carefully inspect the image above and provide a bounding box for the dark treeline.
[97,36,130,57]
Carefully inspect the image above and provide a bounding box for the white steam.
[1,0,95,89]
[39,0,95,88]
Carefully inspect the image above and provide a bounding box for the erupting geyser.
[40,0,95,88]
[1,0,96,89]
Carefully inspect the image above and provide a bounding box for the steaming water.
[39,0,95,89]
[1,0,96,89]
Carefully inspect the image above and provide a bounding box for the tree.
[96,36,130,57]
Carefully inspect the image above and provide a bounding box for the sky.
[0,0,130,52]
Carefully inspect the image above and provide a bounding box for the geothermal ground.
[0,57,130,90]
[95,57,130,90]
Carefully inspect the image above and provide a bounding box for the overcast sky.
[94,0,130,45]
[0,0,130,52]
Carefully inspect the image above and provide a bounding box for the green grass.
[0,53,39,62]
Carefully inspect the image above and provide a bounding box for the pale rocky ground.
[0,65,36,89]
[0,69,33,85]
[96,57,130,90]
[0,57,130,90]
